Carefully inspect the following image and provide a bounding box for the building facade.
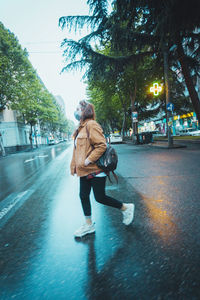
[139,111,199,135]
[0,108,45,155]
[0,94,67,156]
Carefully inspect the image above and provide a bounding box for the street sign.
[132,111,138,123]
[150,83,162,96]
[167,103,174,112]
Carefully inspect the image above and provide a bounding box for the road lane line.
[0,191,28,220]
[24,158,36,163]
[0,190,35,228]
[24,155,48,163]
[0,145,72,227]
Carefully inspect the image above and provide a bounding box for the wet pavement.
[0,143,71,201]
[0,143,200,299]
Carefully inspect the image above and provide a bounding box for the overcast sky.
[0,0,90,120]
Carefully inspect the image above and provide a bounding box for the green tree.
[87,81,123,132]
[59,0,200,123]
[11,76,44,148]
[0,22,72,150]
[0,22,30,110]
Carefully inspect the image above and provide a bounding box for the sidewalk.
[154,137,200,144]
[124,138,200,149]
[0,144,47,159]
[124,140,186,149]
[0,142,71,160]
[148,141,186,149]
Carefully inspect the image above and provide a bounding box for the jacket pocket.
[77,137,86,147]
[76,137,87,167]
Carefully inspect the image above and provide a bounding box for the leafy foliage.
[0,22,71,142]
[59,0,200,124]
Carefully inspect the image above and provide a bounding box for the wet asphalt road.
[0,142,200,300]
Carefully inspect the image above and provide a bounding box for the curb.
[124,141,187,149]
[147,143,187,149]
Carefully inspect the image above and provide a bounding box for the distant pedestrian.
[70,100,135,238]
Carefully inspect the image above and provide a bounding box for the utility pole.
[163,47,173,147]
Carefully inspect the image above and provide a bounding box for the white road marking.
[24,155,48,163]
[0,146,71,227]
[0,191,28,220]
[24,158,35,163]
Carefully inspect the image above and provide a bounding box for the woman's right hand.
[71,166,76,176]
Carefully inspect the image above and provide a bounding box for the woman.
[71,100,135,237]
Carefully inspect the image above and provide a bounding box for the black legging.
[79,176,123,217]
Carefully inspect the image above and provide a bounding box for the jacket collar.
[73,119,91,138]
[79,118,92,128]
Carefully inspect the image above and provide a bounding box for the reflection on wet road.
[0,143,200,299]
[0,144,70,201]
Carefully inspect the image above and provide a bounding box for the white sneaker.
[74,223,95,238]
[122,203,135,225]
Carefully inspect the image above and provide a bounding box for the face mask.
[74,110,82,121]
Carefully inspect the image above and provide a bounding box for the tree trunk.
[118,94,127,141]
[29,124,33,149]
[177,41,200,124]
[130,83,138,144]
[34,126,38,148]
[0,133,6,156]
[122,109,126,140]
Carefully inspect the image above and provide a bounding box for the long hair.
[79,100,96,121]
[73,100,96,139]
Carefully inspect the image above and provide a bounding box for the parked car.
[189,129,200,136]
[110,133,123,143]
[177,129,193,136]
[48,139,55,145]
[176,128,200,136]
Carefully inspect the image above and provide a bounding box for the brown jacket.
[70,119,107,177]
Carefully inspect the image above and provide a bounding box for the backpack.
[96,145,118,172]
[86,125,118,182]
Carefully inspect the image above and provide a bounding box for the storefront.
[138,112,199,135]
[138,121,156,133]
[174,112,199,134]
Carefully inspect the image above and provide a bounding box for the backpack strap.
[111,171,118,184]
[106,171,118,184]
[86,124,118,184]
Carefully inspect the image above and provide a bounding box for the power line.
[24,41,62,45]
[29,51,62,54]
